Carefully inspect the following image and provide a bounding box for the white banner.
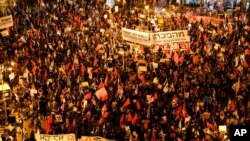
[35,134,114,141]
[151,30,190,45]
[81,136,114,141]
[122,29,190,47]
[122,28,151,46]
[0,15,13,29]
[35,134,76,141]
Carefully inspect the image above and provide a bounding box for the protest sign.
[151,30,190,45]
[122,28,151,46]
[0,15,13,29]
[35,134,76,141]
[1,29,9,36]
[35,134,114,141]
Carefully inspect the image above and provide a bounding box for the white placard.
[219,125,227,133]
[115,6,119,12]
[0,15,13,29]
[138,66,147,72]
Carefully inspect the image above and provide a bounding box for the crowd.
[0,0,249,141]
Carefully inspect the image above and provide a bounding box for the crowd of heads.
[0,0,249,141]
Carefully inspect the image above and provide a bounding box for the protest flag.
[173,52,179,64]
[101,92,108,102]
[44,69,48,78]
[66,63,70,70]
[206,121,216,130]
[132,113,138,125]
[32,65,37,75]
[122,98,131,109]
[102,104,108,112]
[103,112,109,118]
[231,100,236,112]
[120,114,124,126]
[104,73,108,86]
[113,67,118,78]
[127,112,132,122]
[151,131,157,141]
[136,101,141,110]
[80,64,86,75]
[193,56,199,64]
[153,92,158,101]
[243,60,249,68]
[179,56,184,65]
[93,58,98,66]
[143,120,149,130]
[97,117,105,125]
[84,92,92,100]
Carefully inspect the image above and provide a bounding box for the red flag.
[84,93,92,100]
[113,68,118,78]
[120,114,124,126]
[103,112,109,118]
[231,100,236,111]
[206,122,216,130]
[127,112,132,122]
[138,73,145,82]
[61,103,65,111]
[102,104,108,112]
[173,52,179,64]
[177,137,184,141]
[132,113,138,125]
[93,58,98,66]
[101,92,108,102]
[80,64,86,75]
[136,101,141,110]
[122,98,131,109]
[193,56,199,64]
[95,44,102,51]
[143,120,149,130]
[104,74,109,86]
[97,117,105,125]
[44,69,48,78]
[243,60,249,68]
[245,49,250,55]
[182,108,188,118]
[71,63,75,71]
[98,81,104,89]
[74,16,81,23]
[153,92,158,101]
[179,56,184,65]
[45,120,52,133]
[151,131,157,141]
[32,66,37,75]
[204,34,208,42]
[66,63,70,70]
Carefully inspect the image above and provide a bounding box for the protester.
[0,0,249,141]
